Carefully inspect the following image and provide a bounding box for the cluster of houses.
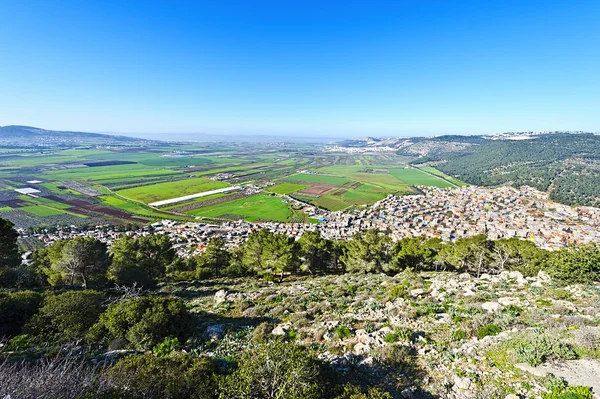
[24,185,600,256]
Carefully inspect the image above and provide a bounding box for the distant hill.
[0,125,149,146]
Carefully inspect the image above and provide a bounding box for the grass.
[117,177,230,203]
[98,195,187,220]
[0,206,12,212]
[267,182,309,195]
[285,174,350,185]
[419,167,467,187]
[388,167,454,188]
[188,193,293,222]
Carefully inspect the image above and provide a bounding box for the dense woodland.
[1,216,600,398]
[412,134,600,207]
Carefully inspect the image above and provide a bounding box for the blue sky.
[1,0,599,138]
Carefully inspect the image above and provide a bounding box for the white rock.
[537,270,552,283]
[353,342,370,355]
[410,288,425,297]
[214,289,228,305]
[482,301,503,312]
[453,376,473,390]
[508,271,527,284]
[498,297,520,306]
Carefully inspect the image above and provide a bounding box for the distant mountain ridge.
[0,125,154,146]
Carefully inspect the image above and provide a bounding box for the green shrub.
[383,333,397,343]
[152,337,181,356]
[6,334,32,351]
[546,244,600,284]
[334,384,393,399]
[388,282,409,301]
[451,329,468,341]
[477,324,501,339]
[88,296,194,350]
[514,333,578,366]
[106,353,217,399]
[542,376,594,399]
[25,290,104,343]
[395,326,413,342]
[334,326,352,340]
[0,291,42,337]
[373,344,413,367]
[219,340,324,399]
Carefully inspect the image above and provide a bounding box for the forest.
[412,134,600,207]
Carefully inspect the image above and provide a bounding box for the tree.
[0,291,43,337]
[262,233,299,282]
[196,237,230,278]
[491,238,548,275]
[392,237,442,272]
[341,229,393,273]
[25,291,105,343]
[0,218,20,270]
[242,229,273,274]
[297,230,332,274]
[109,234,175,288]
[436,235,493,277]
[49,238,110,288]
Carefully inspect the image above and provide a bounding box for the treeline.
[2,219,600,290]
[412,134,600,207]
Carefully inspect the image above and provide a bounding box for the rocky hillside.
[174,270,600,398]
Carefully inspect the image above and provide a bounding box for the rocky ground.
[162,270,600,398]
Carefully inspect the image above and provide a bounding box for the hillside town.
[22,185,600,257]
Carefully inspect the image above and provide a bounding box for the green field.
[188,193,293,222]
[419,167,467,187]
[267,182,309,194]
[285,174,350,185]
[387,168,453,188]
[117,178,230,203]
[20,205,75,217]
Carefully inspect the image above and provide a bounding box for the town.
[23,184,600,258]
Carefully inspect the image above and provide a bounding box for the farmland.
[0,141,464,229]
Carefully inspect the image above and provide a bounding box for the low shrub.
[88,296,194,350]
[334,326,352,340]
[0,291,43,337]
[219,340,325,399]
[152,337,181,356]
[25,290,104,343]
[477,324,501,339]
[106,353,218,399]
[514,332,578,366]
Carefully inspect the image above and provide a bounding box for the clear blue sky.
[1,0,599,138]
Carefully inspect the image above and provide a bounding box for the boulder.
[214,289,228,305]
[482,301,503,313]
[203,324,225,341]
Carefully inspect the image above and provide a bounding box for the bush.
[477,324,501,339]
[25,290,104,343]
[0,291,43,337]
[373,344,413,368]
[514,332,578,366]
[542,376,594,399]
[334,326,352,340]
[546,244,600,284]
[334,384,393,399]
[106,353,218,399]
[152,337,181,357]
[219,340,324,399]
[451,329,468,341]
[88,296,194,350]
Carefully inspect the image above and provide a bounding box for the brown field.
[48,196,148,222]
[297,183,340,197]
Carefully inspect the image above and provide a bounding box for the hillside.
[334,132,600,207]
[0,125,149,146]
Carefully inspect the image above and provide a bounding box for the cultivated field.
[0,144,465,228]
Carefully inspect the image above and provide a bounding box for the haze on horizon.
[1,0,599,139]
